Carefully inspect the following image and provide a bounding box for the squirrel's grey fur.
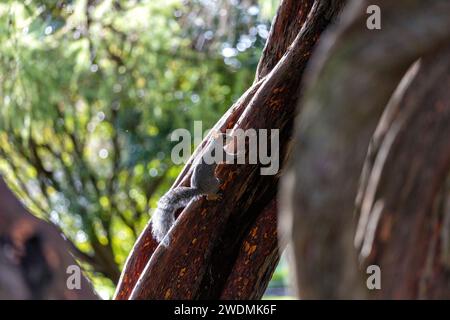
[151,134,227,246]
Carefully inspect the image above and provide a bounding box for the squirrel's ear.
[210,130,223,140]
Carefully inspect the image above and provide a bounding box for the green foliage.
[0,0,275,297]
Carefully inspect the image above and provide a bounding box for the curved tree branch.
[126,0,345,300]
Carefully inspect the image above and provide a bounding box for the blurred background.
[0,0,291,299]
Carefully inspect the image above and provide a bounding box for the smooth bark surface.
[355,47,450,299]
[0,178,97,299]
[280,0,450,299]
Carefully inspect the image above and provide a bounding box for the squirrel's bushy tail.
[151,187,202,246]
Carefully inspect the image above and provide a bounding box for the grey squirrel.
[151,132,232,246]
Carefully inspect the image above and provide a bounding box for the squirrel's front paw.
[206,193,221,201]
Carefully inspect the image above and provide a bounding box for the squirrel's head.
[209,131,238,161]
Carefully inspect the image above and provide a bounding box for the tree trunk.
[280,0,450,299]
[0,177,97,299]
[355,46,450,299]
[115,0,346,300]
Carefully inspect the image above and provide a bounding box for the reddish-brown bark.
[115,0,346,300]
[255,0,314,81]
[220,199,279,299]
